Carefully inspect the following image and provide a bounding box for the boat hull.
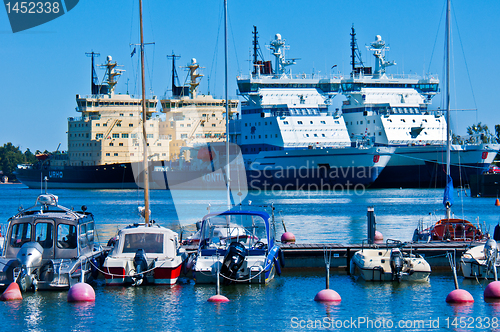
[350,250,431,282]
[460,244,500,279]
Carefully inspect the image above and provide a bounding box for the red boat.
[414,218,486,242]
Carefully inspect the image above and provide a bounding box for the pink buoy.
[446,289,474,303]
[208,294,229,303]
[281,232,296,243]
[374,231,383,241]
[484,281,500,299]
[67,283,95,302]
[0,282,22,301]
[314,289,341,302]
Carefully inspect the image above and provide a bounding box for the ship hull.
[244,146,393,190]
[371,144,499,188]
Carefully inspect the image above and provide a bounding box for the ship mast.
[139,0,150,225]
[444,0,452,220]
[224,0,230,210]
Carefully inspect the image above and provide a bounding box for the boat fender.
[90,258,99,280]
[274,257,281,276]
[278,248,285,268]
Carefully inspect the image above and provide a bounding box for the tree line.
[0,143,42,182]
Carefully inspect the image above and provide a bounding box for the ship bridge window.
[314,134,318,137]
[283,121,289,124]
[321,121,326,124]
[335,121,340,124]
[297,121,303,124]
[310,121,313,124]
[322,134,326,137]
[306,134,309,137]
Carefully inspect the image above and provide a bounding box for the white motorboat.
[102,0,186,287]
[103,222,187,286]
[0,193,104,291]
[460,239,500,279]
[350,241,431,282]
[192,210,283,284]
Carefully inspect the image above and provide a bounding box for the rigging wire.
[209,1,224,97]
[427,1,446,75]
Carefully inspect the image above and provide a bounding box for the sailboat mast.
[445,0,451,176]
[139,0,150,225]
[224,0,230,210]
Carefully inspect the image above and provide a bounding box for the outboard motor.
[484,239,498,274]
[132,249,149,286]
[390,248,404,282]
[220,242,246,285]
[15,242,43,292]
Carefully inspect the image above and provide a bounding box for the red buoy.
[208,294,229,303]
[281,232,296,243]
[484,281,500,299]
[0,282,22,301]
[314,289,341,302]
[446,289,474,303]
[67,283,95,302]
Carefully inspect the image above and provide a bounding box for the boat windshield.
[122,233,164,254]
[200,214,268,249]
[9,222,32,248]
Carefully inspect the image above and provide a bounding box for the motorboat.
[101,1,186,287]
[413,217,486,242]
[0,193,104,291]
[350,240,431,282]
[103,222,187,286]
[460,239,499,279]
[192,210,283,284]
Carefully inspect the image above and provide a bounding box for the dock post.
[367,206,375,244]
[346,248,351,275]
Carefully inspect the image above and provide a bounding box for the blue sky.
[1,0,499,152]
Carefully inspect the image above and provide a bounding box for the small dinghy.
[350,240,431,282]
[460,239,500,280]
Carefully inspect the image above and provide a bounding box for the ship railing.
[238,72,343,80]
[68,115,101,122]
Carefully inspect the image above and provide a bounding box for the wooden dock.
[280,242,472,271]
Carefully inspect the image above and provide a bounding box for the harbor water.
[1,184,500,331]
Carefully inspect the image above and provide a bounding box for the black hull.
[372,162,489,189]
[469,174,500,197]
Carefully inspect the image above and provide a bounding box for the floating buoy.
[446,289,474,303]
[67,283,95,302]
[281,232,296,243]
[0,282,22,301]
[495,198,500,206]
[314,289,341,302]
[374,231,383,242]
[484,281,500,299]
[208,294,230,303]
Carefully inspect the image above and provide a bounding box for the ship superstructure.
[232,28,393,190]
[159,56,238,161]
[69,55,168,166]
[339,28,499,188]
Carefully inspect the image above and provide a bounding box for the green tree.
[0,143,34,181]
[467,122,493,143]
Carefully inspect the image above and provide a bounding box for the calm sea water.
[1,184,500,331]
